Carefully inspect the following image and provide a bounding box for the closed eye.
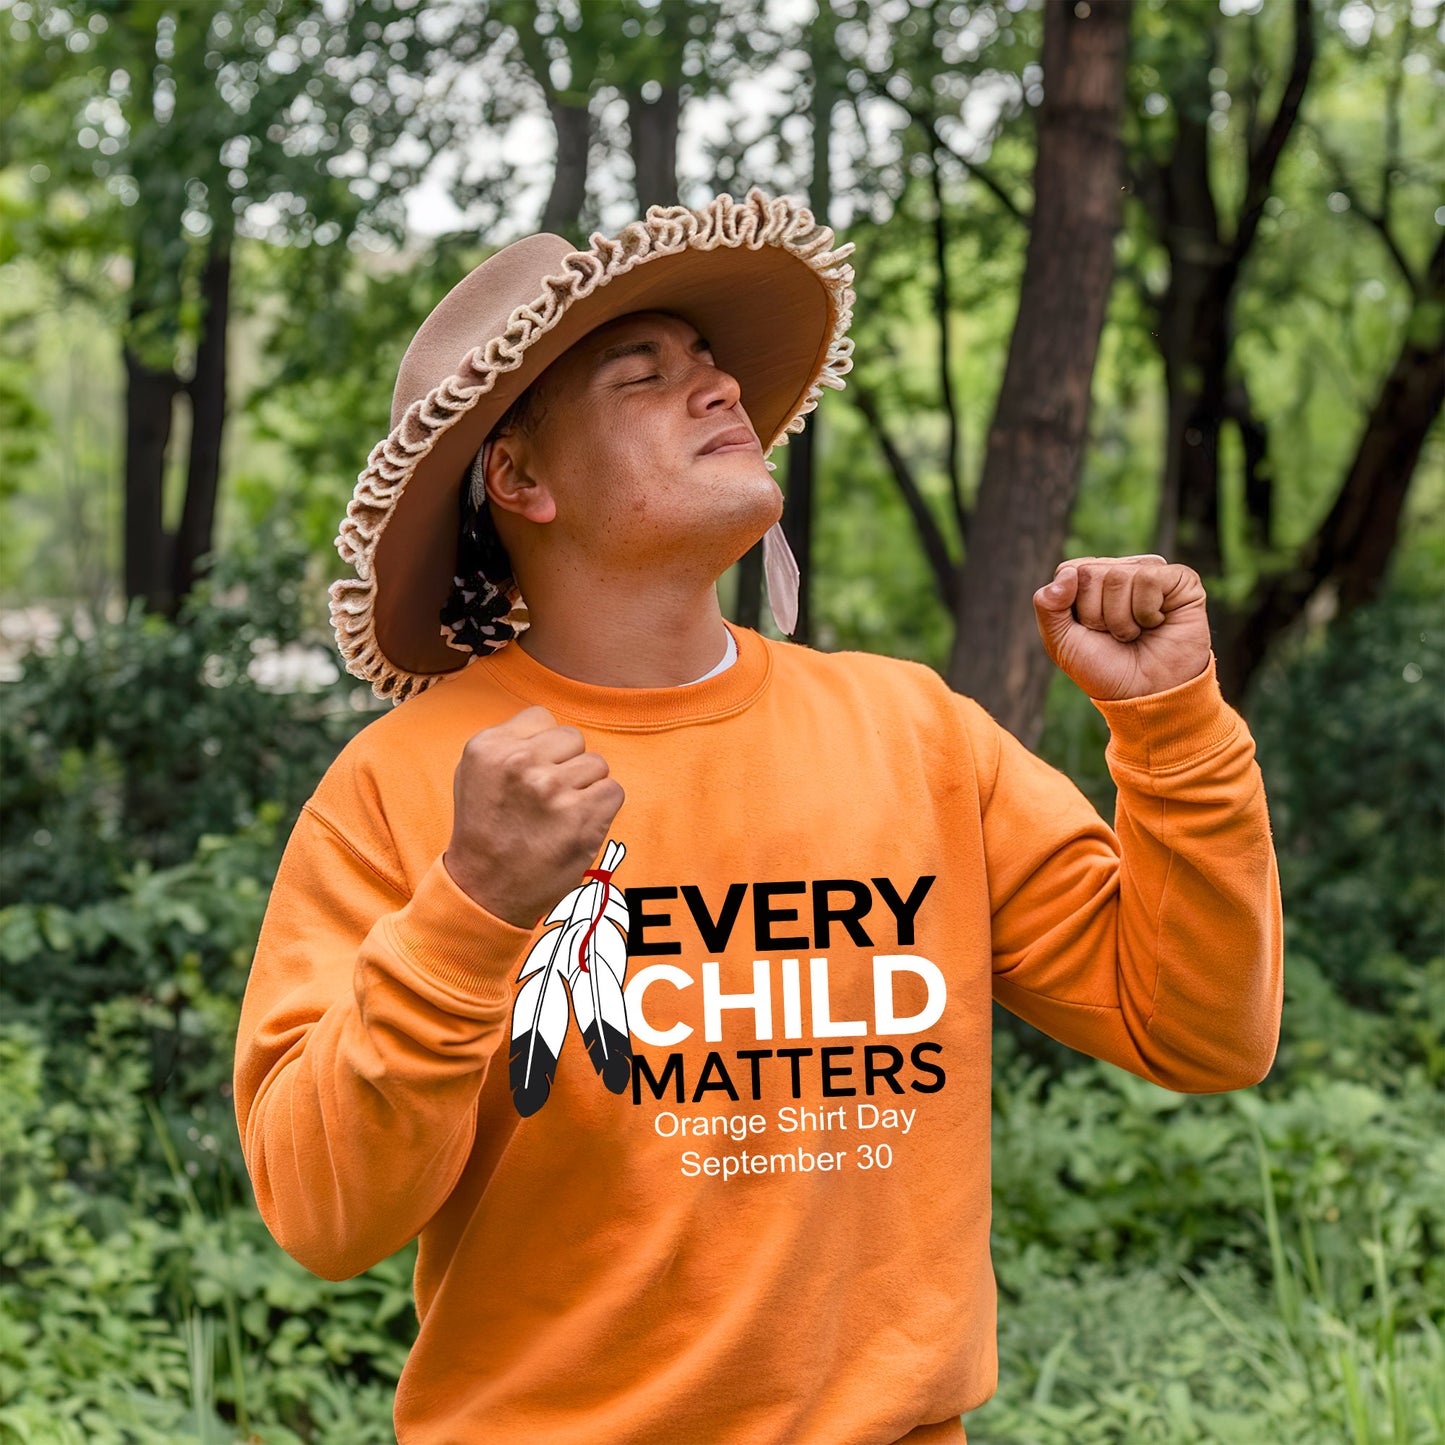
[623,375,659,386]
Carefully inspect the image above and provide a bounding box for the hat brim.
[330,190,855,701]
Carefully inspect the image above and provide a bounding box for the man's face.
[490,310,782,583]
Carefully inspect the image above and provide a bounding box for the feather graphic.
[507,839,633,1115]
[563,841,634,1094]
[508,918,582,1117]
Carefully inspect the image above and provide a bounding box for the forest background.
[1,0,1442,1441]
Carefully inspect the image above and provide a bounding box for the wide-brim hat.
[329,186,856,703]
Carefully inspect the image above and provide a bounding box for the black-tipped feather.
[509,1036,560,1118]
[581,1020,633,1094]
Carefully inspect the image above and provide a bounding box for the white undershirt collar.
[679,629,738,686]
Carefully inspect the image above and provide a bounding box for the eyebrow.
[593,335,713,371]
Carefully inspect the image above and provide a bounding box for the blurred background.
[0,0,1441,1440]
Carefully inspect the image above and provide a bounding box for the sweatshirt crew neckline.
[477,620,772,730]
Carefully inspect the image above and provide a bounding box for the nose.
[687,360,742,417]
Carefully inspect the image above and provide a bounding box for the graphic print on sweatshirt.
[618,872,948,1181]
[510,851,951,1186]
[508,839,632,1117]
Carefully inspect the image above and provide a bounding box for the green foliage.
[1,520,369,914]
[0,1019,413,1445]
[968,1030,1445,1445]
[0,545,1437,1439]
[0,538,403,1443]
[0,530,360,1092]
[1249,585,1444,1030]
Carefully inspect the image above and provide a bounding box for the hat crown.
[390,232,575,431]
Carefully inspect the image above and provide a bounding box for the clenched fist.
[1033,554,1212,701]
[443,706,625,929]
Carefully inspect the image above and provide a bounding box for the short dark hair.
[495,374,550,439]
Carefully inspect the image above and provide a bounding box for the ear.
[484,432,556,525]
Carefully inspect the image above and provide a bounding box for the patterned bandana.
[437,442,524,657]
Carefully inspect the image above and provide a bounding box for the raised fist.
[443,706,625,928]
[1032,554,1211,701]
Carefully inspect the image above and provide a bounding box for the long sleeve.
[233,801,536,1281]
[980,652,1284,1093]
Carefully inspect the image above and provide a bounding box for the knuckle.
[496,743,531,777]
[528,765,563,799]
[463,728,498,758]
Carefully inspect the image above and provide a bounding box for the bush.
[1,522,372,915]
[1248,587,1444,1012]
[0,1020,413,1445]
[973,1040,1445,1445]
[1,523,375,1085]
[0,533,411,1443]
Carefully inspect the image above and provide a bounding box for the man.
[235,188,1283,1445]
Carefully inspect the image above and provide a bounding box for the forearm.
[986,656,1285,1092]
[1094,659,1283,1089]
[235,815,533,1280]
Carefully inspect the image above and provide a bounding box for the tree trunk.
[172,237,231,605]
[733,541,763,630]
[781,12,841,648]
[1143,0,1313,579]
[1214,237,1445,702]
[122,285,182,614]
[782,423,816,642]
[542,98,591,241]
[947,0,1132,746]
[120,50,186,616]
[1150,42,1230,576]
[626,86,681,210]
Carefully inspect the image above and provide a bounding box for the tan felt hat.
[328,187,857,703]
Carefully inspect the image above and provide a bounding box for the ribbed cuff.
[384,854,536,1003]
[1089,652,1241,771]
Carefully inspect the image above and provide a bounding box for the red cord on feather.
[576,867,614,975]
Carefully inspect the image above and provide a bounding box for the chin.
[725,468,784,543]
[653,462,782,574]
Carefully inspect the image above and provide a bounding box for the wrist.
[1089,651,1241,769]
[443,847,538,930]
[387,854,538,1003]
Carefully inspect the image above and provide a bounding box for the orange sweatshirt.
[234,623,1283,1445]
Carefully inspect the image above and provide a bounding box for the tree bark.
[542,98,591,241]
[172,237,231,606]
[1215,235,1445,702]
[1151,49,1230,576]
[120,51,185,616]
[626,86,681,210]
[782,424,816,642]
[946,0,1132,746]
[1145,0,1314,576]
[733,540,763,630]
[781,12,841,647]
[122,324,180,613]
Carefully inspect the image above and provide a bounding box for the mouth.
[697,425,761,458]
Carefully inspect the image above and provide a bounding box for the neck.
[516,573,732,687]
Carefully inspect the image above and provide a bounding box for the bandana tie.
[438,446,523,656]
